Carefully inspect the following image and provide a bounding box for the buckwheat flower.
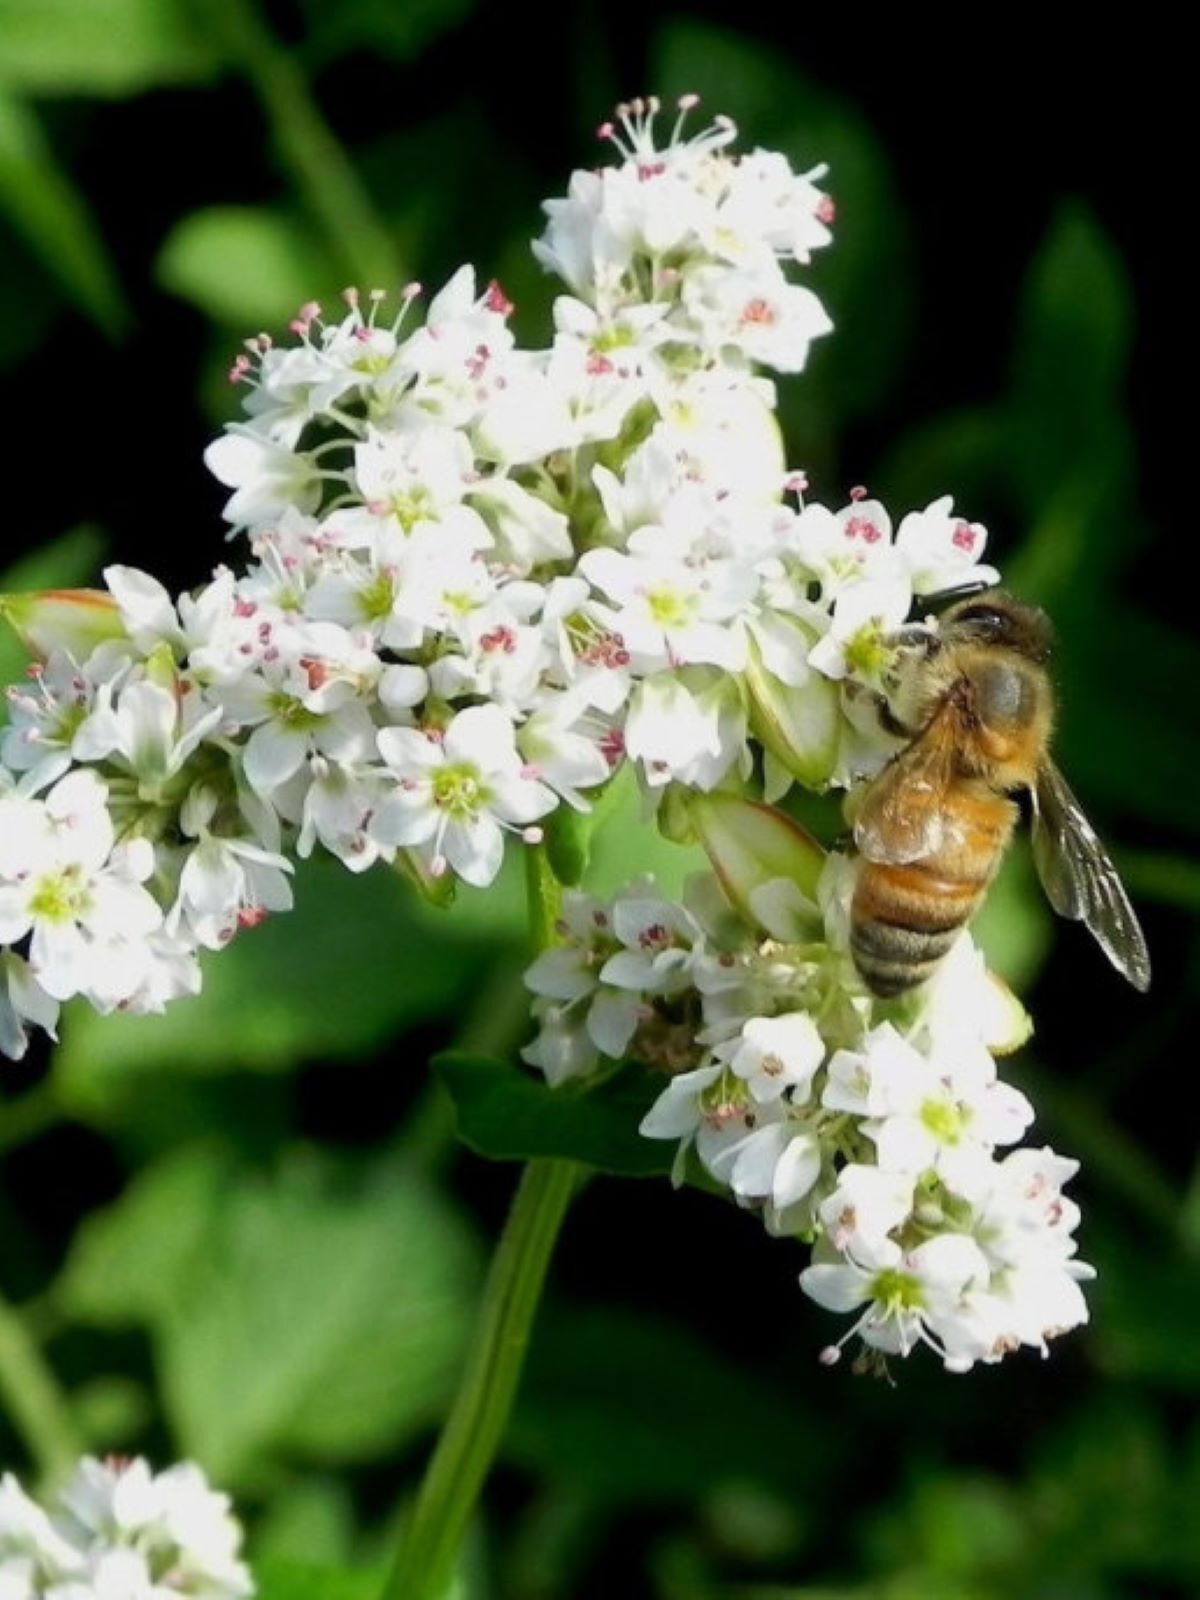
[292,754,390,872]
[516,692,612,810]
[373,704,555,887]
[0,950,60,1061]
[0,770,162,1002]
[204,424,323,529]
[639,1061,765,1187]
[169,801,294,951]
[522,891,641,1076]
[538,578,634,716]
[802,1232,990,1364]
[894,495,999,596]
[73,678,222,796]
[861,1038,1034,1176]
[600,888,704,995]
[718,1010,824,1104]
[623,675,726,789]
[788,497,899,600]
[806,574,913,688]
[707,1108,824,1217]
[215,624,380,795]
[466,478,573,571]
[0,1455,253,1600]
[706,149,833,265]
[681,259,834,372]
[817,1164,917,1259]
[580,542,754,672]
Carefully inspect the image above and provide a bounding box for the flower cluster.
[0,97,999,1061]
[0,1455,252,1600]
[523,851,1091,1372]
[0,94,1097,1376]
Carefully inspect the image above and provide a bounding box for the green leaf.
[434,1052,672,1178]
[0,0,219,96]
[53,854,508,1112]
[298,0,475,66]
[156,206,333,328]
[254,1561,379,1600]
[0,93,130,335]
[513,1303,824,1504]
[63,1145,481,1482]
[0,526,105,710]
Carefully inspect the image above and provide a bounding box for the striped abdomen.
[850,791,1017,997]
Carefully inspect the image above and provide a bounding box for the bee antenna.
[915,579,994,615]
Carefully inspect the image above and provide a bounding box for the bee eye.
[953,603,1009,632]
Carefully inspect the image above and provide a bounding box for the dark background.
[1,5,1197,1598]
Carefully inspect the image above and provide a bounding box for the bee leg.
[844,680,915,740]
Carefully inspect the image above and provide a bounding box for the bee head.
[939,589,1054,663]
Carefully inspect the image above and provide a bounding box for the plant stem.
[0,1285,83,1489]
[209,0,399,290]
[384,1157,578,1600]
[384,845,576,1600]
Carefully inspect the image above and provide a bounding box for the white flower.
[0,949,60,1060]
[681,259,833,371]
[895,496,999,596]
[0,771,162,1002]
[204,425,322,528]
[372,705,556,887]
[718,1011,824,1104]
[517,693,611,811]
[806,575,913,687]
[816,1164,915,1259]
[801,1232,990,1365]
[0,1457,252,1600]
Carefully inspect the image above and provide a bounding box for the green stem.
[208,0,399,290]
[384,846,576,1600]
[0,1285,83,1488]
[385,1158,578,1599]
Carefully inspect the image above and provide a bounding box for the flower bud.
[0,587,125,660]
[686,790,824,931]
[743,624,841,791]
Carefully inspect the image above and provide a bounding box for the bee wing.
[1031,757,1151,992]
[853,697,963,865]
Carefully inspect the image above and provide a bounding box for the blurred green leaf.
[298,0,475,65]
[970,843,1052,993]
[53,854,508,1108]
[1008,204,1133,507]
[0,92,130,335]
[157,205,333,328]
[435,1053,671,1178]
[254,1561,379,1600]
[0,0,219,96]
[514,1303,822,1504]
[0,219,59,367]
[1092,1236,1200,1391]
[0,525,105,709]
[253,1478,359,1569]
[64,1144,481,1482]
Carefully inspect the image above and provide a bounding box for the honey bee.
[849,590,1150,997]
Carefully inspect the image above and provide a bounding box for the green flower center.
[868,1267,925,1312]
[29,865,90,925]
[843,622,893,681]
[646,588,694,628]
[360,571,397,622]
[920,1098,968,1146]
[267,693,324,732]
[389,487,435,532]
[432,762,488,818]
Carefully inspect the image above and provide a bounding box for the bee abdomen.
[851,863,986,998]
